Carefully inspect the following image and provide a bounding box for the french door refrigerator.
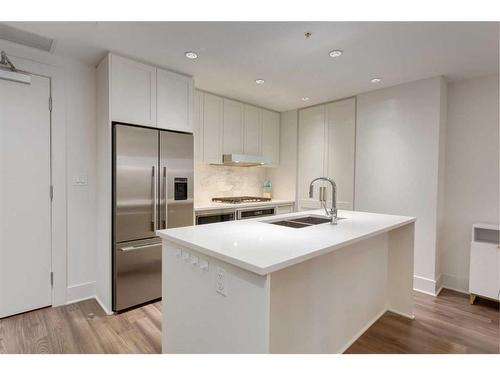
[113,123,194,311]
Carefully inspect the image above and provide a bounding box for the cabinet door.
[202,93,223,164]
[223,99,244,154]
[157,68,194,133]
[262,109,280,166]
[111,54,156,126]
[326,98,356,210]
[243,104,262,155]
[297,105,327,210]
[193,90,203,162]
[469,242,500,300]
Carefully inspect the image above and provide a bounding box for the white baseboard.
[95,295,114,315]
[413,275,439,296]
[388,308,415,320]
[339,308,386,354]
[66,281,96,304]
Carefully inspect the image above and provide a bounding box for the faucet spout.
[308,177,338,224]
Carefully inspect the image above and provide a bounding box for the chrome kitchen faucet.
[309,177,338,224]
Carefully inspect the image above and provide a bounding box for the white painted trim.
[339,308,386,354]
[1,44,68,308]
[413,275,438,296]
[388,308,415,320]
[95,296,114,315]
[66,282,96,304]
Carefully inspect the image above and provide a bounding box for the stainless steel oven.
[236,206,276,220]
[195,210,235,225]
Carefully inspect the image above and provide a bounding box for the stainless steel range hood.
[216,154,271,167]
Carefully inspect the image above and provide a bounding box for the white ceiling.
[4,22,499,111]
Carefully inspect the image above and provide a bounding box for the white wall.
[0,41,98,304]
[64,62,97,302]
[267,109,298,201]
[355,77,446,294]
[440,75,499,292]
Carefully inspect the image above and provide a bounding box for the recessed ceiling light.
[185,51,198,59]
[255,79,265,84]
[370,77,382,83]
[301,97,310,102]
[329,50,343,58]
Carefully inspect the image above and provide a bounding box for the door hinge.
[50,185,54,201]
[49,96,52,112]
[50,272,54,287]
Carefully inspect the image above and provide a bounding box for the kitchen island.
[157,210,415,353]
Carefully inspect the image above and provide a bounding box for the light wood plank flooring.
[0,289,498,354]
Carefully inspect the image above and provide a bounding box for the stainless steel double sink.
[266,215,345,229]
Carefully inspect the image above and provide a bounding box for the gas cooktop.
[211,196,271,204]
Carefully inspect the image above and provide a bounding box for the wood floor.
[0,289,498,354]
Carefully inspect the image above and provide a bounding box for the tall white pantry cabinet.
[297,97,356,211]
[96,53,194,312]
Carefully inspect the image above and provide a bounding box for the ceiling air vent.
[0,24,55,53]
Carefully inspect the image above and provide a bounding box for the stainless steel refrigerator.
[113,123,194,311]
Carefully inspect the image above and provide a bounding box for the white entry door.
[0,73,52,318]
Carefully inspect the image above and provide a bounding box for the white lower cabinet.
[469,224,500,301]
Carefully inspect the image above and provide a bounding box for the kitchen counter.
[158,209,415,353]
[157,209,414,275]
[194,199,295,211]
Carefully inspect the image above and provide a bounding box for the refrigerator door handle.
[162,166,167,229]
[119,243,160,252]
[151,166,157,232]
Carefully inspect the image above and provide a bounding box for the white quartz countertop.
[157,210,415,275]
[194,199,295,211]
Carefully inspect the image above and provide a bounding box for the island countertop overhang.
[157,210,415,275]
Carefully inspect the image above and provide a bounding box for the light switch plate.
[73,175,88,186]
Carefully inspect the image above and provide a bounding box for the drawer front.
[114,241,162,310]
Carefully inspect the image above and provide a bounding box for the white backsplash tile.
[194,163,267,205]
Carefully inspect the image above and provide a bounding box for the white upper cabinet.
[110,54,157,126]
[222,99,244,154]
[157,68,194,133]
[243,104,262,155]
[202,93,223,164]
[193,90,280,166]
[262,109,280,165]
[326,98,356,210]
[193,90,203,162]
